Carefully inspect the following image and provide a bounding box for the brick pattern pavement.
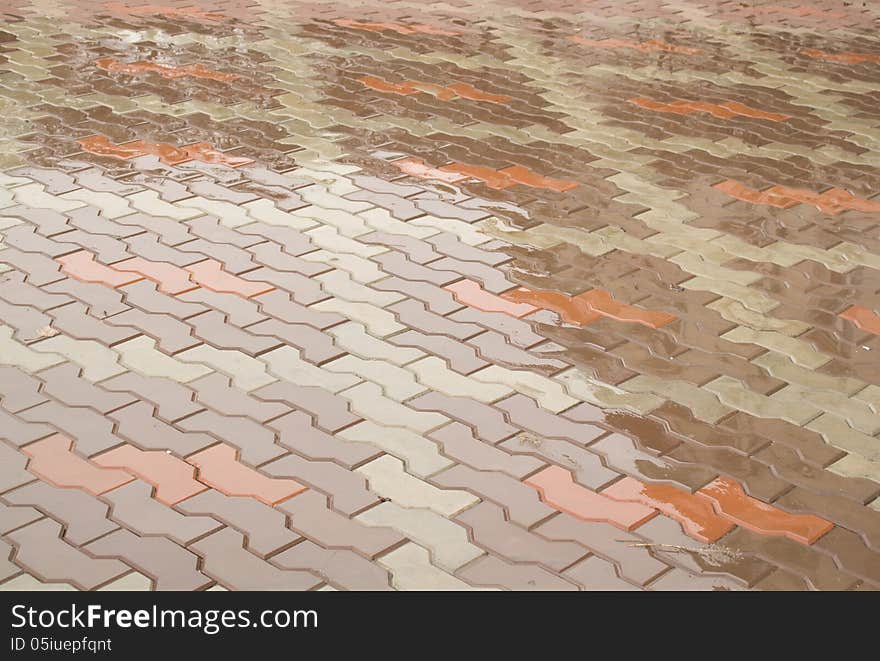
[0,0,879,591]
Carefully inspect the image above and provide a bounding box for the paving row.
[0,0,879,591]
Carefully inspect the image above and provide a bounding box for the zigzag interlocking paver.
[190,526,323,590]
[272,540,393,591]
[428,422,543,479]
[86,529,212,592]
[431,464,555,528]
[8,518,129,590]
[456,554,579,591]
[103,480,222,545]
[278,490,405,559]
[21,434,134,493]
[99,372,202,423]
[269,410,381,467]
[357,501,483,573]
[93,444,208,505]
[178,489,302,558]
[376,542,476,590]
[1,0,879,591]
[108,401,217,455]
[456,500,587,572]
[4,481,118,546]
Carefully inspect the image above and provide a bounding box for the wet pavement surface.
[0,0,879,591]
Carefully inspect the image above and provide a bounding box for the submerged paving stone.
[0,0,879,591]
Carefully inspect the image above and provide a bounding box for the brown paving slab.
[253,382,362,433]
[245,318,344,364]
[456,501,587,571]
[721,528,859,591]
[106,308,202,354]
[431,465,555,528]
[47,304,142,347]
[85,529,211,591]
[4,228,81,261]
[189,527,323,591]
[649,567,746,591]
[526,466,659,531]
[272,541,393,591]
[563,555,642,591]
[252,291,339,327]
[389,330,490,374]
[189,372,289,421]
[813,526,880,588]
[261,452,380,515]
[498,395,607,445]
[428,422,544,478]
[108,402,217,455]
[110,257,199,295]
[40,363,135,413]
[374,277,463,315]
[178,489,301,557]
[99,373,202,423]
[498,435,618,491]
[446,279,536,317]
[715,180,880,216]
[78,136,255,168]
[840,305,880,336]
[589,433,718,492]
[0,443,36,494]
[269,410,381,468]
[635,514,773,587]
[6,519,129,590]
[388,299,484,340]
[123,280,210,320]
[277,491,405,559]
[630,97,791,122]
[0,367,51,413]
[0,501,43,535]
[0,251,66,289]
[754,568,810,591]
[534,513,672,586]
[56,250,143,288]
[361,233,442,264]
[0,540,22,584]
[409,391,517,443]
[93,58,239,82]
[4,482,119,546]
